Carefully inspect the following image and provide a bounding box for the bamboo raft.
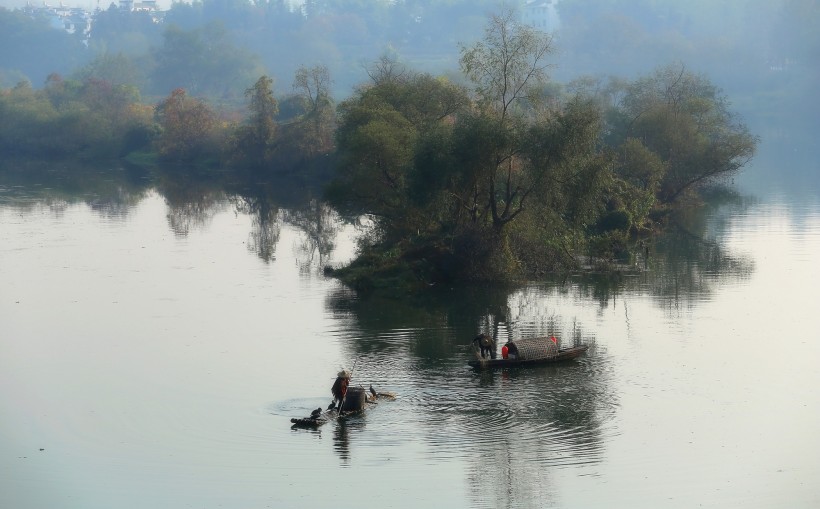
[290,388,396,428]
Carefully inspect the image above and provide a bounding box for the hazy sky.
[2,0,112,9]
[0,0,303,10]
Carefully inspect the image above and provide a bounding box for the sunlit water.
[1,172,819,508]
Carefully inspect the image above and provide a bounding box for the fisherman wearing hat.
[330,369,351,410]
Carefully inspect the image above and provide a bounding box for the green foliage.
[610,64,758,202]
[73,53,148,92]
[330,16,757,286]
[154,88,221,162]
[459,10,555,122]
[0,74,153,159]
[334,91,419,218]
[331,67,470,233]
[330,22,617,282]
[229,75,279,167]
[280,65,336,158]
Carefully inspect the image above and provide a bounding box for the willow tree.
[287,65,336,156]
[330,69,469,241]
[457,10,558,234]
[610,64,758,202]
[451,10,617,277]
[329,12,622,285]
[460,9,554,125]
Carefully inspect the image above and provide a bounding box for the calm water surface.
[1,160,819,508]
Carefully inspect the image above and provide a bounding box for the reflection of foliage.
[325,284,516,359]
[0,161,151,215]
[158,173,228,237]
[283,199,340,274]
[88,186,144,220]
[550,191,756,312]
[647,199,755,311]
[462,363,607,508]
[232,193,281,263]
[326,282,610,509]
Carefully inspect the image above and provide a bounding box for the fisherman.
[472,333,497,359]
[330,369,351,410]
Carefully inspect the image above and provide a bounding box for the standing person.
[472,333,497,359]
[330,369,350,409]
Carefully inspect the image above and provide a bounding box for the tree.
[610,64,758,202]
[333,88,419,222]
[154,88,220,161]
[230,75,279,167]
[89,6,162,55]
[331,27,616,282]
[455,9,566,241]
[73,53,148,92]
[288,65,335,154]
[331,66,469,231]
[460,9,555,124]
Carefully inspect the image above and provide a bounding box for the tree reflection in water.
[1,162,765,506]
[284,199,341,274]
[324,284,611,505]
[231,192,281,263]
[0,161,150,217]
[159,175,228,237]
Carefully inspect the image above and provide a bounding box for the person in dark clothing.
[472,333,497,359]
[330,369,351,409]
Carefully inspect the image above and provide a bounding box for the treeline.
[0,10,761,287]
[0,64,334,168]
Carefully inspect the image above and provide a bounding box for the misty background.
[1,0,817,150]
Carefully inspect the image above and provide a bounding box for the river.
[1,139,819,508]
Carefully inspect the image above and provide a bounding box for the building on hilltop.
[22,1,93,37]
[520,0,561,33]
[118,0,158,12]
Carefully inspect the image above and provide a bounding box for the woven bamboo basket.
[509,337,559,361]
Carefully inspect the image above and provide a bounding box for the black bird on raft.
[310,407,322,419]
[369,385,377,399]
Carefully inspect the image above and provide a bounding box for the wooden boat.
[468,343,589,369]
[290,388,396,428]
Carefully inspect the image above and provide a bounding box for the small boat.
[290,386,395,428]
[468,336,588,369]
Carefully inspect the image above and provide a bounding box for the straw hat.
[337,369,351,379]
